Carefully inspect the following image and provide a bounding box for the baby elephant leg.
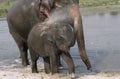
[50,53,58,75]
[57,52,63,69]
[29,48,39,73]
[43,57,51,74]
[61,52,75,74]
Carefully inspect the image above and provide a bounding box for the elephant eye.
[57,35,66,41]
[57,36,63,41]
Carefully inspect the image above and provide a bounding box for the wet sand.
[0,61,120,79]
[0,67,120,79]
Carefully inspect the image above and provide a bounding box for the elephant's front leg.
[43,57,51,74]
[61,52,75,75]
[29,48,39,73]
[50,53,58,75]
[57,52,63,69]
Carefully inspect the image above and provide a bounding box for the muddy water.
[0,11,120,74]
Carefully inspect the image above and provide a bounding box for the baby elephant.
[28,22,76,75]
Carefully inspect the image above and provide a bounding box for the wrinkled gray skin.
[7,0,55,66]
[28,22,75,74]
[47,3,92,71]
[7,0,77,66]
[28,2,92,75]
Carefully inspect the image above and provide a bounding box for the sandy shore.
[1,70,120,79]
[0,65,120,79]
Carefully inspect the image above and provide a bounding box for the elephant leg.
[10,31,29,66]
[61,52,75,74]
[57,52,63,69]
[50,53,58,74]
[43,57,51,74]
[29,47,39,73]
[19,42,29,66]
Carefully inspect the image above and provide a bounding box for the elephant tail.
[72,4,92,71]
[76,14,92,71]
[76,17,92,71]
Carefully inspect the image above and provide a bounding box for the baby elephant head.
[54,24,75,52]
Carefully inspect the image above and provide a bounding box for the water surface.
[0,11,120,74]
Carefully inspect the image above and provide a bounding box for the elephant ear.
[37,0,50,17]
[40,31,55,44]
[34,0,43,12]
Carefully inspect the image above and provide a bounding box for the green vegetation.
[0,0,120,17]
[80,0,120,7]
[0,1,15,17]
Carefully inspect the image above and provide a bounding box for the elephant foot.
[22,59,30,66]
[58,64,63,70]
[87,67,92,72]
[32,71,39,73]
[45,71,51,74]
[22,62,29,66]
[68,73,76,79]
[32,69,39,73]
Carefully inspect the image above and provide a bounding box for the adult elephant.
[7,0,58,66]
[7,0,78,66]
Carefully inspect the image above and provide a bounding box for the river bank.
[80,5,120,16]
[1,5,120,18]
[0,66,120,79]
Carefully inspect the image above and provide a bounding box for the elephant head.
[45,23,75,53]
[54,24,75,52]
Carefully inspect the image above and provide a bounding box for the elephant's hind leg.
[10,30,29,66]
[20,42,29,66]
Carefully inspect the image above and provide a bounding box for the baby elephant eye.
[59,35,66,39]
[56,35,64,41]
[59,36,64,39]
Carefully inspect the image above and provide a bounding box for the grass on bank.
[0,1,15,17]
[80,0,120,7]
